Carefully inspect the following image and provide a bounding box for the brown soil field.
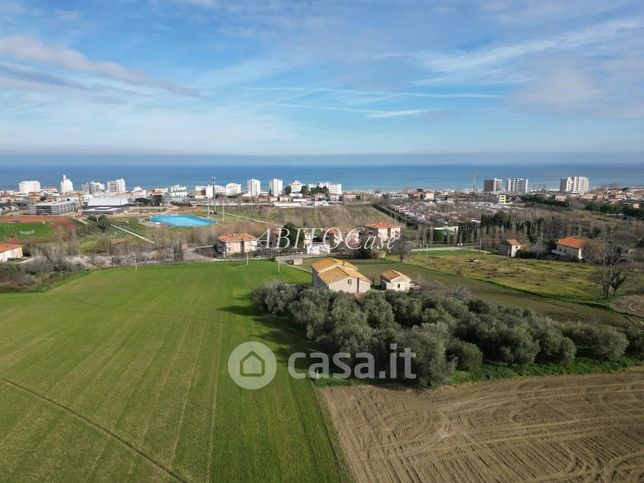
[321,369,644,483]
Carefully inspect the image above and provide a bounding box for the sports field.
[0,262,346,481]
[0,220,54,241]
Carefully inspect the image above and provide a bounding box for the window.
[348,279,352,285]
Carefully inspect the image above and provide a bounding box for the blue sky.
[0,0,643,155]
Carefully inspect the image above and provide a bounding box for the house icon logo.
[240,351,265,377]
[228,342,277,390]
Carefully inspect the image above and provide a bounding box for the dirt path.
[321,369,644,483]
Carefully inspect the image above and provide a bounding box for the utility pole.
[208,176,216,218]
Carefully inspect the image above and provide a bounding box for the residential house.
[552,236,587,260]
[364,222,401,247]
[498,239,525,258]
[311,258,372,294]
[323,226,361,250]
[0,243,23,262]
[380,270,411,291]
[216,233,258,256]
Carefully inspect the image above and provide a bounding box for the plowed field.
[321,369,644,482]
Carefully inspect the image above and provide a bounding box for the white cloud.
[0,36,147,83]
[0,36,199,96]
[414,18,642,76]
[511,63,601,112]
[272,102,434,119]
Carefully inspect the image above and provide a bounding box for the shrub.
[561,323,628,361]
[623,327,644,360]
[530,319,576,365]
[251,281,299,316]
[289,287,331,328]
[359,291,396,329]
[385,291,423,327]
[447,339,483,371]
[397,324,455,388]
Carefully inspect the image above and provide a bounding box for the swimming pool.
[150,214,216,227]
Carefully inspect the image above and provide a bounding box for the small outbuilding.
[0,243,23,262]
[380,269,412,291]
[498,239,524,257]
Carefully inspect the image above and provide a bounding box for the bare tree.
[584,239,634,299]
[393,238,411,263]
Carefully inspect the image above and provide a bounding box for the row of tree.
[252,283,643,388]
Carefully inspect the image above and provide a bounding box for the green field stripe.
[82,317,183,481]
[0,376,188,482]
[0,262,344,481]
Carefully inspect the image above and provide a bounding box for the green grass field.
[408,251,643,304]
[0,221,54,241]
[0,262,346,481]
[300,257,636,327]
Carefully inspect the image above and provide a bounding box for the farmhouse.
[380,270,411,291]
[0,243,23,262]
[216,233,258,256]
[364,222,401,246]
[552,236,587,260]
[312,257,372,294]
[498,239,526,257]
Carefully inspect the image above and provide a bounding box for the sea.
[0,154,642,191]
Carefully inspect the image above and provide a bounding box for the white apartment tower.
[505,177,529,194]
[269,178,283,196]
[82,181,105,194]
[107,178,127,194]
[328,183,342,196]
[246,179,261,196]
[289,180,303,193]
[60,175,74,194]
[560,176,589,194]
[483,178,503,193]
[225,183,242,196]
[18,180,41,193]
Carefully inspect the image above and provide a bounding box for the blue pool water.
[150,215,216,227]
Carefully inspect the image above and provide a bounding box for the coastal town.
[2,172,642,217]
[1,170,641,275]
[2,0,644,481]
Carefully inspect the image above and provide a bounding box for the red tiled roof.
[557,236,587,249]
[217,233,257,243]
[501,239,522,246]
[0,243,22,252]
